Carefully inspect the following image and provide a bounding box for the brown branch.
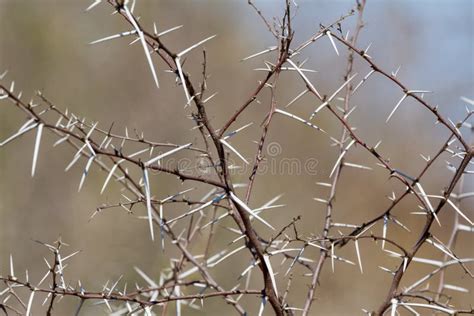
[1,276,261,307]
[302,3,366,314]
[330,32,470,151]
[374,150,473,315]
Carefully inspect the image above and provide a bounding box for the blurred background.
[0,0,473,315]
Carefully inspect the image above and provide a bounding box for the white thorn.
[326,31,339,56]
[31,124,44,177]
[143,168,155,241]
[177,35,217,58]
[386,94,407,123]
